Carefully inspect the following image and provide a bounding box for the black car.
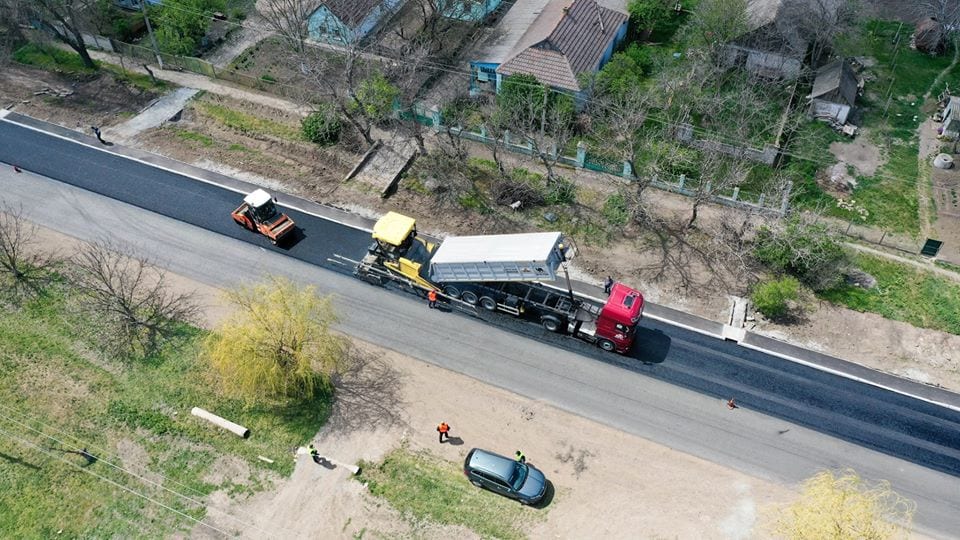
[463,448,547,505]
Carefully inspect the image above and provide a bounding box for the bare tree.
[0,201,58,300]
[408,0,481,53]
[260,0,314,55]
[0,0,28,60]
[915,0,960,28]
[779,0,860,66]
[72,240,198,359]
[385,41,438,155]
[29,0,99,69]
[327,344,407,433]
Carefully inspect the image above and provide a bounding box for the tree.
[72,239,198,358]
[753,214,847,291]
[778,0,860,66]
[204,276,346,404]
[0,0,28,59]
[260,0,313,55]
[151,0,225,55]
[0,200,58,301]
[773,469,915,539]
[684,0,748,61]
[29,0,101,69]
[915,0,960,29]
[628,0,672,35]
[496,74,576,187]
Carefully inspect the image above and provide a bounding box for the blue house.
[307,0,407,43]
[442,0,503,22]
[470,0,628,99]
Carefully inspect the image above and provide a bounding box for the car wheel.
[541,316,562,332]
[479,296,497,311]
[470,480,482,488]
[443,285,461,299]
[598,339,616,352]
[462,291,478,305]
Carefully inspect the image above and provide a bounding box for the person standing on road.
[603,276,614,295]
[90,126,107,145]
[515,450,526,464]
[309,444,320,464]
[437,422,450,443]
[428,289,438,309]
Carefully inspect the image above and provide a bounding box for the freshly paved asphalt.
[2,117,960,537]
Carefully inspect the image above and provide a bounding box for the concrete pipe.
[934,153,954,169]
[191,407,250,438]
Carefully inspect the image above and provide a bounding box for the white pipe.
[191,407,250,438]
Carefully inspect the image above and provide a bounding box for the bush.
[602,192,630,226]
[544,177,577,205]
[301,104,342,145]
[753,216,847,291]
[752,277,800,319]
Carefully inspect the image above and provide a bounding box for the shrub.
[301,104,342,145]
[753,216,847,291]
[752,277,800,319]
[544,177,577,205]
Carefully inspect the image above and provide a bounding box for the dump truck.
[231,189,296,245]
[354,212,644,354]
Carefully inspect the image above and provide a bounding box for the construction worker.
[309,444,320,464]
[603,276,614,295]
[427,289,438,309]
[515,450,526,464]
[437,422,450,443]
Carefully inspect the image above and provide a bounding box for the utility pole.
[140,0,164,69]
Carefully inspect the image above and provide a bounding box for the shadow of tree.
[325,345,408,434]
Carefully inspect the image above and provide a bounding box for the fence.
[96,39,789,214]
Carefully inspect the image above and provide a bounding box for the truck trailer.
[354,212,644,354]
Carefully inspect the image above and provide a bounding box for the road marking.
[0,114,374,234]
[5,114,958,414]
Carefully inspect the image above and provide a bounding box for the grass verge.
[358,447,542,540]
[196,101,302,141]
[820,253,960,335]
[0,282,330,537]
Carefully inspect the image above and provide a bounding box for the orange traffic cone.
[727,398,738,410]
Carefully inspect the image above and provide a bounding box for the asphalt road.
[2,119,960,537]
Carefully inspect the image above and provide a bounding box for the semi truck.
[354,212,644,354]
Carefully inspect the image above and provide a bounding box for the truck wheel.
[461,291,478,305]
[541,316,562,332]
[479,296,497,311]
[598,339,616,352]
[443,285,462,299]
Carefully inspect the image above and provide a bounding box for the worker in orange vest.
[427,289,438,309]
[437,422,450,443]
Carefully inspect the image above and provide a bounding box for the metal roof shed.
[429,231,565,282]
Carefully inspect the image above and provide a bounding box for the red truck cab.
[596,283,645,353]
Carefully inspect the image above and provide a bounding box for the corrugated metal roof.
[321,0,383,28]
[496,0,628,92]
[810,59,857,106]
[430,232,563,265]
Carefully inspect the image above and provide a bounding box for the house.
[307,0,406,43]
[808,59,858,124]
[940,96,960,139]
[442,0,503,22]
[469,0,628,99]
[724,0,841,79]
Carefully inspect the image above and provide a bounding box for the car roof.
[467,448,516,481]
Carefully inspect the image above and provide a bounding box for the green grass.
[13,44,98,73]
[196,101,302,141]
[102,64,170,92]
[358,447,542,540]
[820,254,960,335]
[850,142,920,234]
[0,284,331,537]
[176,129,215,146]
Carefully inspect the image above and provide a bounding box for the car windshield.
[510,462,528,490]
[253,200,278,221]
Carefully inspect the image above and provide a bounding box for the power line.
[0,405,278,537]
[0,423,234,538]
